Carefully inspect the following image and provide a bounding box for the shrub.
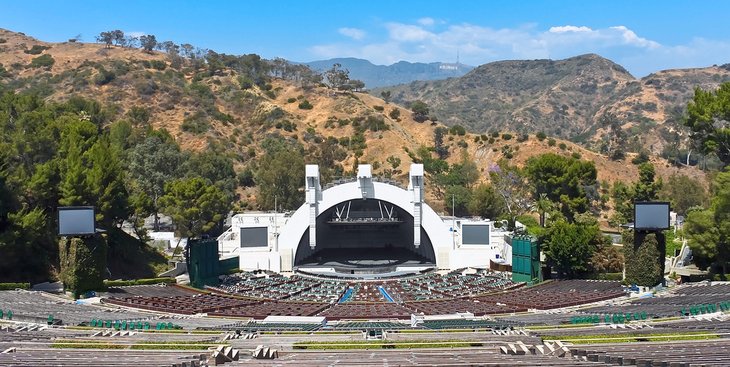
[388,108,401,120]
[631,151,650,165]
[93,68,116,86]
[286,97,296,103]
[24,44,50,55]
[547,138,556,147]
[0,64,8,78]
[135,80,158,96]
[298,100,313,110]
[571,152,582,159]
[449,125,466,136]
[536,131,547,141]
[501,133,513,140]
[516,133,529,142]
[558,142,567,150]
[181,112,210,134]
[0,38,6,44]
[237,76,253,89]
[149,60,167,71]
[373,105,384,112]
[0,283,31,290]
[30,54,55,68]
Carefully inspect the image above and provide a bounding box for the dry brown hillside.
[0,29,707,217]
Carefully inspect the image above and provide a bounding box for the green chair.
[6,310,12,320]
[114,321,121,330]
[0,310,3,319]
[167,322,173,329]
[144,322,150,330]
[90,319,97,327]
[47,315,54,325]
[122,321,128,330]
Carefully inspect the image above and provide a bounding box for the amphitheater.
[2,165,730,366]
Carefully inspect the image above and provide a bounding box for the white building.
[217,164,512,275]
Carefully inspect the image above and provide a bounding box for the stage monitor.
[240,227,268,248]
[58,206,95,236]
[634,202,670,230]
[462,224,490,245]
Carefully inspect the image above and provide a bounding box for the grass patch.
[293,340,487,350]
[542,331,720,344]
[52,340,226,350]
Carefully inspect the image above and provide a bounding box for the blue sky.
[2,0,729,76]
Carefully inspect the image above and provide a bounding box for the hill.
[0,28,707,213]
[305,57,472,89]
[375,54,730,158]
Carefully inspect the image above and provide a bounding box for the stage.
[294,247,436,279]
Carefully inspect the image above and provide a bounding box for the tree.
[489,162,533,228]
[410,100,430,123]
[660,174,708,215]
[324,63,350,91]
[433,127,449,160]
[96,31,113,48]
[685,83,730,167]
[380,90,392,104]
[159,177,230,240]
[623,231,664,286]
[86,137,130,227]
[139,34,157,53]
[633,162,662,201]
[254,139,305,210]
[540,220,602,278]
[600,113,626,160]
[685,168,730,273]
[468,184,504,219]
[525,153,598,221]
[127,135,187,230]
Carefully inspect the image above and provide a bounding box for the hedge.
[0,283,31,290]
[103,278,175,287]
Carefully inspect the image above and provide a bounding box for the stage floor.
[295,247,435,278]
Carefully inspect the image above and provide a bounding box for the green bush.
[298,100,313,110]
[93,68,116,86]
[501,133,513,140]
[24,45,51,55]
[388,108,401,120]
[373,105,384,112]
[103,278,175,287]
[631,151,650,165]
[0,63,8,78]
[30,54,55,68]
[558,142,567,150]
[449,125,466,136]
[516,133,529,142]
[547,138,556,147]
[571,152,582,159]
[286,97,296,103]
[536,132,547,141]
[0,38,6,44]
[149,60,167,71]
[181,112,210,134]
[0,283,31,290]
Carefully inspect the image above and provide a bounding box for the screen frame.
[634,201,671,230]
[58,206,96,236]
[461,223,491,246]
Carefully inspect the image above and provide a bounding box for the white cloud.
[309,21,730,76]
[609,26,660,49]
[386,23,433,42]
[338,27,366,41]
[549,25,593,33]
[418,17,435,26]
